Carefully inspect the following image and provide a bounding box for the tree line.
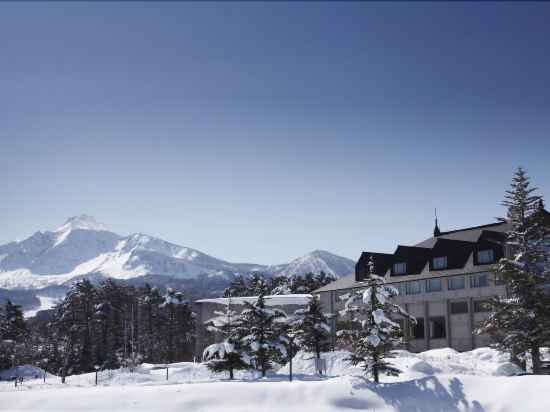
[0,280,195,378]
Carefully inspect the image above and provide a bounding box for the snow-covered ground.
[23,296,60,318]
[1,348,549,411]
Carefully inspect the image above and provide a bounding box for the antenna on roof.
[434,208,441,237]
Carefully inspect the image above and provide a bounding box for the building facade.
[315,220,520,353]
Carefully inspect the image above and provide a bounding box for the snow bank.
[2,373,550,412]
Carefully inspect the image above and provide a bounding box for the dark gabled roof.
[429,238,476,270]
[415,221,509,248]
[392,245,431,276]
[355,252,394,281]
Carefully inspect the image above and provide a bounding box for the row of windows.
[407,302,491,340]
[394,272,500,296]
[392,249,495,274]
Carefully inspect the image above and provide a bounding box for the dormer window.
[478,249,494,264]
[393,262,407,275]
[433,256,448,270]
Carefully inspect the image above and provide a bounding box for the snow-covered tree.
[239,292,287,377]
[479,167,550,373]
[337,256,415,383]
[291,296,331,374]
[202,297,250,379]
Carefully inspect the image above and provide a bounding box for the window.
[450,301,468,314]
[393,262,407,275]
[429,317,446,339]
[478,249,495,264]
[494,273,505,286]
[473,300,491,313]
[411,318,425,339]
[470,273,489,288]
[406,281,422,295]
[396,283,407,297]
[448,275,465,290]
[433,256,448,270]
[426,278,442,292]
[395,318,405,334]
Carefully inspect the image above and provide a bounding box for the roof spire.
[434,208,441,237]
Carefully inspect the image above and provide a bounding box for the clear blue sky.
[1,2,549,264]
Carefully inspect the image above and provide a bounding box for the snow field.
[1,348,549,412]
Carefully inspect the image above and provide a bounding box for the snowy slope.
[1,348,548,412]
[267,250,355,278]
[0,216,354,289]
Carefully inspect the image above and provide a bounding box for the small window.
[450,301,468,314]
[473,300,492,313]
[433,256,448,270]
[478,249,495,264]
[429,317,446,339]
[494,273,505,286]
[396,283,407,296]
[448,276,465,290]
[393,262,407,275]
[395,318,405,334]
[471,273,489,288]
[426,278,442,292]
[406,281,422,295]
[410,318,425,339]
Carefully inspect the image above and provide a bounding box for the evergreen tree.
[224,275,249,298]
[202,297,250,379]
[479,167,550,373]
[0,300,28,370]
[239,292,286,377]
[291,296,331,374]
[248,273,270,296]
[337,257,414,383]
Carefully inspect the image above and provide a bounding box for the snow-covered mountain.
[0,215,354,290]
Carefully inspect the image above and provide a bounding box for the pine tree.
[239,292,286,377]
[337,256,415,383]
[0,300,28,370]
[291,296,331,374]
[224,275,249,298]
[202,297,250,379]
[248,273,270,296]
[479,167,550,373]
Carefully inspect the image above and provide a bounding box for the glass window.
[410,318,425,339]
[448,276,465,290]
[473,300,492,312]
[471,273,489,288]
[433,256,448,270]
[406,281,422,295]
[426,278,442,292]
[450,301,468,314]
[494,273,505,286]
[478,249,495,264]
[395,283,407,296]
[429,317,446,339]
[393,262,407,275]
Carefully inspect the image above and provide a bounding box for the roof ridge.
[438,221,506,236]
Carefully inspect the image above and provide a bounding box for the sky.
[1,2,549,264]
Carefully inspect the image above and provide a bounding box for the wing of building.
[315,210,550,353]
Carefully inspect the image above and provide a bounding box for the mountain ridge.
[0,215,355,290]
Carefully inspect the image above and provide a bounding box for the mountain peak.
[55,215,108,234]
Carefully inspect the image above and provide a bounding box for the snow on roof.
[195,294,312,306]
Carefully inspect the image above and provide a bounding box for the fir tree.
[202,297,250,379]
[239,292,286,377]
[223,275,249,298]
[291,296,331,374]
[337,256,415,383]
[479,167,550,373]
